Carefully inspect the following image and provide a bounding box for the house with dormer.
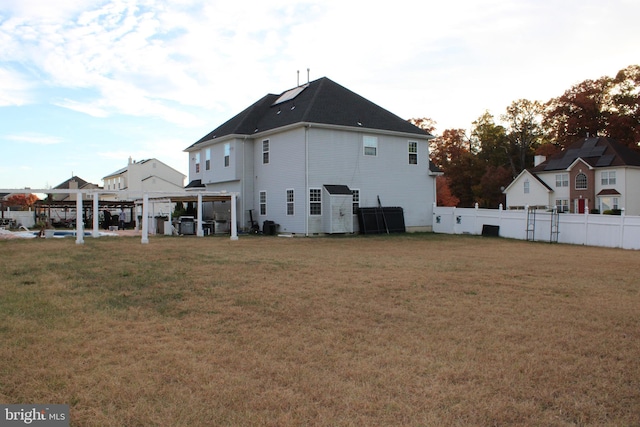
[504,137,640,214]
[184,77,438,235]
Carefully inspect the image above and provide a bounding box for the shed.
[322,185,353,234]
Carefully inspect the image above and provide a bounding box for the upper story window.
[195,152,200,173]
[601,171,616,185]
[408,141,417,164]
[555,173,568,187]
[576,173,587,189]
[262,140,270,164]
[524,179,530,194]
[224,143,230,167]
[205,149,211,171]
[363,136,377,156]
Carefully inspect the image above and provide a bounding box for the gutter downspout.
[305,124,310,236]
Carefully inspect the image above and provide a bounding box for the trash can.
[262,220,277,235]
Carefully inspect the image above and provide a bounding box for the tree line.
[411,64,640,208]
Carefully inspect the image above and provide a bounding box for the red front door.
[577,198,586,213]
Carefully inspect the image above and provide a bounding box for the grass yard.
[0,233,638,426]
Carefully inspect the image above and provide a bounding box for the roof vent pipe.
[307,68,310,84]
[297,70,299,87]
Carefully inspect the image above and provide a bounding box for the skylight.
[272,84,308,106]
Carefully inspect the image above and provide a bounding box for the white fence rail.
[433,205,640,250]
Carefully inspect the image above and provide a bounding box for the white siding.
[505,172,550,208]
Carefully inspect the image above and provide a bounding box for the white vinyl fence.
[0,210,36,228]
[432,204,640,250]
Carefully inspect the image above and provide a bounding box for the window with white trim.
[286,189,294,215]
[600,196,620,212]
[363,136,377,156]
[408,141,417,164]
[259,191,267,216]
[524,179,530,194]
[262,140,270,164]
[309,188,321,215]
[195,152,200,173]
[575,173,587,189]
[601,171,616,185]
[555,173,568,187]
[352,189,360,213]
[555,199,569,213]
[205,149,211,171]
[224,143,230,167]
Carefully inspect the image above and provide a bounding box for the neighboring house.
[103,158,187,225]
[184,77,437,235]
[49,176,100,202]
[504,137,640,214]
[103,157,186,193]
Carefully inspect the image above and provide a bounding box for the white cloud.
[0,67,32,106]
[5,133,63,145]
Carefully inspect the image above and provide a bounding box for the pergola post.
[141,193,149,244]
[230,193,238,241]
[92,193,100,238]
[196,193,204,237]
[75,195,84,245]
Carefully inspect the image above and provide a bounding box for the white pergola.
[0,188,239,244]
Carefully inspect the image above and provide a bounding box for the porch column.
[197,193,204,237]
[76,196,84,245]
[92,193,100,238]
[141,193,149,244]
[230,193,238,240]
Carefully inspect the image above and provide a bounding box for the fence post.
[620,208,626,249]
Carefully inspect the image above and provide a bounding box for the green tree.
[502,99,544,175]
[471,111,511,171]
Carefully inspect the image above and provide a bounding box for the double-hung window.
[601,171,616,185]
[205,149,211,171]
[259,191,267,216]
[309,188,322,215]
[351,189,360,213]
[408,141,417,164]
[262,140,270,164]
[224,143,230,167]
[524,179,530,194]
[363,136,377,156]
[195,152,200,173]
[555,173,568,187]
[286,189,294,215]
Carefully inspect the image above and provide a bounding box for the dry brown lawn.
[0,233,638,426]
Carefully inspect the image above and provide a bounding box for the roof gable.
[503,169,552,193]
[188,77,432,149]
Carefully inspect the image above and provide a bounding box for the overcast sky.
[1,0,639,190]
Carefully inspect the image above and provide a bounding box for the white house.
[103,158,186,228]
[504,137,640,214]
[184,77,438,235]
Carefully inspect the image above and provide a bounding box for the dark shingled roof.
[531,137,640,172]
[187,77,432,149]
